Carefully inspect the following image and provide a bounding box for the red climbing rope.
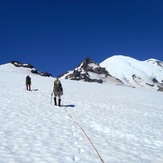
[64,108,104,163]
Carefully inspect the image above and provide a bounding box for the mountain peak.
[100,55,163,90]
[59,57,123,84]
[79,57,96,70]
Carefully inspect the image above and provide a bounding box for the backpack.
[54,80,62,92]
[26,76,31,83]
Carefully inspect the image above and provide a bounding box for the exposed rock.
[40,72,52,77]
[11,61,52,77]
[11,61,34,68]
[152,78,158,83]
[59,57,123,84]
[156,61,163,67]
[147,59,163,67]
[31,69,38,74]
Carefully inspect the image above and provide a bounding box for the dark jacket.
[26,76,31,84]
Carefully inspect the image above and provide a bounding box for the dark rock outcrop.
[11,61,34,68]
[11,61,52,77]
[152,78,158,83]
[59,57,122,84]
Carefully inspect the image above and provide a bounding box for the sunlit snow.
[0,63,163,163]
[100,55,163,89]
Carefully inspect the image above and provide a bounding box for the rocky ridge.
[11,61,52,77]
[59,57,123,84]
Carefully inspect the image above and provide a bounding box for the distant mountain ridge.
[59,55,163,91]
[11,61,52,77]
[1,55,163,91]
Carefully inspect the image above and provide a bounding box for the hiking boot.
[54,97,57,106]
[58,99,61,107]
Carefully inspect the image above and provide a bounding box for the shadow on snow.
[62,104,75,108]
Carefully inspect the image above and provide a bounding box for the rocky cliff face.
[11,61,52,77]
[59,57,123,84]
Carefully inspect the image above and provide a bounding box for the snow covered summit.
[100,55,163,90]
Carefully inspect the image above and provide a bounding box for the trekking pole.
[50,93,53,104]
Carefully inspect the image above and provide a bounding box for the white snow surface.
[0,63,163,163]
[100,55,163,89]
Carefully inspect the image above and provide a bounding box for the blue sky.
[0,0,163,77]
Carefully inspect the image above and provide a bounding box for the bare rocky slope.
[59,57,123,85]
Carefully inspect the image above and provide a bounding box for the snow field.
[0,64,163,163]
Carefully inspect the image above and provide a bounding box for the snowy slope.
[100,55,163,90]
[0,63,163,163]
